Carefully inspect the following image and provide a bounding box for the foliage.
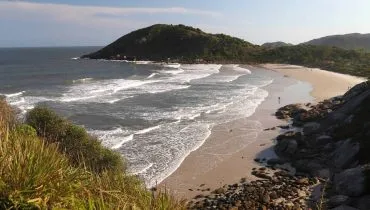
[82,24,258,62]
[83,24,370,79]
[304,33,370,52]
[26,106,125,173]
[257,44,370,78]
[0,102,186,209]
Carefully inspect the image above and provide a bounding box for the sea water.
[0,47,274,187]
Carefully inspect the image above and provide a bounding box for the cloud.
[0,1,222,22]
[0,1,223,47]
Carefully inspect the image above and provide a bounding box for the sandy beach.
[262,64,366,102]
[160,64,366,199]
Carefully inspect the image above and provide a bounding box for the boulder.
[334,167,365,197]
[353,195,370,210]
[303,122,320,135]
[333,139,359,169]
[327,195,350,208]
[275,139,297,157]
[316,135,333,145]
[329,205,359,210]
[267,158,286,165]
[342,81,370,102]
[314,168,331,180]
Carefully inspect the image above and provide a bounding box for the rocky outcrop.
[333,167,366,197]
[273,81,370,209]
[188,166,318,209]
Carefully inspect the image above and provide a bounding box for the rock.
[328,195,350,208]
[303,122,320,135]
[296,178,309,185]
[329,205,359,210]
[333,139,360,169]
[278,125,290,129]
[199,184,205,187]
[353,195,370,210]
[297,190,306,198]
[275,139,298,157]
[267,158,286,165]
[314,168,331,180]
[194,194,204,199]
[275,103,306,120]
[269,191,278,199]
[261,193,270,203]
[316,135,333,145]
[213,187,226,194]
[246,186,255,193]
[251,170,271,180]
[334,167,365,197]
[342,81,370,102]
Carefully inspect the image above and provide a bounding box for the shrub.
[26,106,67,141]
[1,103,186,209]
[26,106,125,173]
[0,98,16,139]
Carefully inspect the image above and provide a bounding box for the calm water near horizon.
[0,47,275,187]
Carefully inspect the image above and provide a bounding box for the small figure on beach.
[278,97,281,104]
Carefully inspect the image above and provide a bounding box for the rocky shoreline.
[188,81,370,209]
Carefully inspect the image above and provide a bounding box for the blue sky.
[1,0,369,47]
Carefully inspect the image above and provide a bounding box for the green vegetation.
[0,99,186,209]
[304,33,370,52]
[82,24,259,63]
[257,45,370,78]
[261,41,293,49]
[83,24,370,79]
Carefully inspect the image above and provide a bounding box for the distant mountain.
[304,33,370,51]
[261,41,293,48]
[82,24,258,62]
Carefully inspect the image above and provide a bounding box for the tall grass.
[0,100,186,209]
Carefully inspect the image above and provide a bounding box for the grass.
[0,99,186,209]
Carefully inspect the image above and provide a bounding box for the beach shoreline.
[160,64,366,199]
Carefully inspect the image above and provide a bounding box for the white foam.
[232,65,252,74]
[133,163,154,175]
[159,69,184,75]
[135,61,152,65]
[161,63,181,69]
[135,125,162,135]
[147,73,158,79]
[60,79,158,103]
[71,57,80,60]
[111,134,134,149]
[90,127,132,149]
[72,77,94,83]
[4,91,25,98]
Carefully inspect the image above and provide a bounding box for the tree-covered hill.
[303,33,370,52]
[261,41,293,48]
[82,24,370,78]
[256,44,370,78]
[82,24,258,62]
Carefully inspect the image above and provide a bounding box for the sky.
[0,0,370,47]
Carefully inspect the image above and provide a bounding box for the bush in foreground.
[26,106,125,173]
[0,100,186,209]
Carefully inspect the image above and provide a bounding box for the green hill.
[82,24,370,78]
[82,24,258,62]
[261,41,293,48]
[304,33,370,52]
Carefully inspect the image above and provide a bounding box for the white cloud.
[0,1,222,22]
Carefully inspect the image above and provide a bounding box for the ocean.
[0,47,274,187]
